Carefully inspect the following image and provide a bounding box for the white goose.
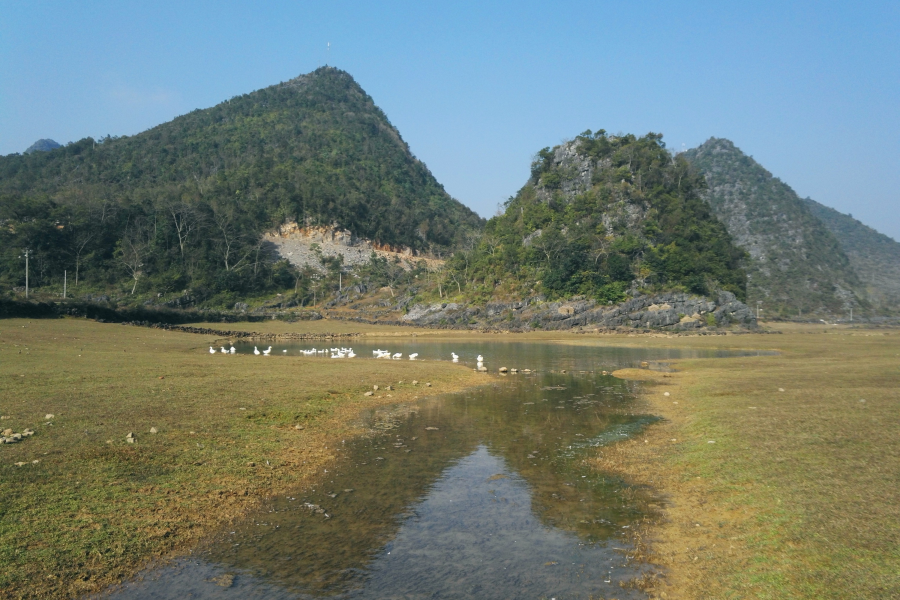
[451,352,459,362]
[230,346,236,354]
[262,346,273,356]
[253,346,261,355]
[409,353,419,360]
[220,347,228,354]
[392,353,402,360]
[209,346,216,354]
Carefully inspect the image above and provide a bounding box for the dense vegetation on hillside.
[0,68,482,306]
[445,131,748,304]
[683,138,867,316]
[803,199,900,313]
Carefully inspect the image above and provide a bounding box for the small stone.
[126,437,135,444]
[2,429,11,436]
[14,462,27,467]
[778,388,785,392]
[425,426,439,431]
[511,368,518,373]
[364,391,374,396]
[0,416,9,420]
[158,376,165,380]
[411,380,418,385]
[149,427,158,434]
[293,424,304,430]
[386,385,393,391]
[45,414,54,420]
[344,488,354,493]
[31,459,39,464]
[425,383,432,387]
[373,385,379,391]
[11,433,22,441]
[499,367,508,373]
[247,461,256,467]
[664,392,670,397]
[640,361,649,368]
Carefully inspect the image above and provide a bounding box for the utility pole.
[850,307,853,322]
[22,249,30,299]
[756,301,762,320]
[64,270,67,299]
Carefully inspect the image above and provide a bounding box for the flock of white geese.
[209,345,484,365]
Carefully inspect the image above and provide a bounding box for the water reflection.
[103,342,756,599]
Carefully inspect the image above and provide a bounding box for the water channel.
[102,340,757,599]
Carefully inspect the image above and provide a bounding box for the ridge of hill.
[802,198,900,313]
[683,138,866,316]
[0,67,483,305]
[440,130,751,327]
[23,139,61,154]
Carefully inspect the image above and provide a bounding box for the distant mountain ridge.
[683,138,867,316]
[23,139,61,154]
[802,198,900,313]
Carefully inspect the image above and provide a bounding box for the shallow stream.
[103,341,753,599]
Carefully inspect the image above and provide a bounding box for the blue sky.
[2,1,898,239]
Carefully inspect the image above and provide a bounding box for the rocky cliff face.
[264,222,443,272]
[398,291,754,331]
[684,138,866,316]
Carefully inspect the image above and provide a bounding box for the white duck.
[209,346,216,354]
[409,353,419,360]
[262,346,273,355]
[253,346,261,355]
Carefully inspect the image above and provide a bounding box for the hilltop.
[386,130,754,331]
[0,68,482,306]
[683,138,866,317]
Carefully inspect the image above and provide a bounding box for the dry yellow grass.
[0,317,482,599]
[588,324,900,599]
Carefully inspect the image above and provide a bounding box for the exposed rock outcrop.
[399,291,754,331]
[264,222,444,272]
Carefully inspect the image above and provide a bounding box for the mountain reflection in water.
[102,343,755,599]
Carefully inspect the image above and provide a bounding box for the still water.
[102,341,751,599]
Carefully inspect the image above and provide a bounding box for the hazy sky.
[2,1,898,240]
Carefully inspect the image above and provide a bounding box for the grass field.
[1,318,898,599]
[590,324,900,599]
[0,318,482,599]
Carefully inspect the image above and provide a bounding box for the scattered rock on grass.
[126,432,135,444]
[45,414,54,420]
[364,391,374,396]
[149,427,158,434]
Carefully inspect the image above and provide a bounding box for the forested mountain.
[446,130,748,304]
[0,67,483,305]
[683,138,866,316]
[803,199,900,313]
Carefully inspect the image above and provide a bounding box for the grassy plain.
[0,317,482,599]
[2,318,898,599]
[591,324,900,599]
